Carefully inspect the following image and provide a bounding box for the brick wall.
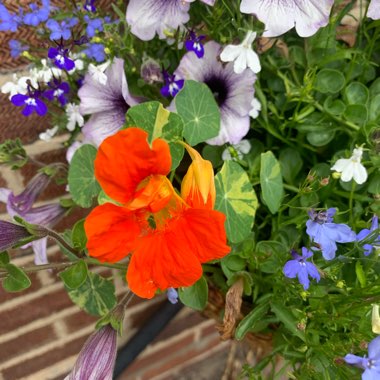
[0,3,249,378]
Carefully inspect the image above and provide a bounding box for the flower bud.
[140,57,163,84]
[372,305,380,334]
[65,325,117,380]
[0,220,34,251]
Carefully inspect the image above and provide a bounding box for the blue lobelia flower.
[48,46,75,70]
[357,216,380,256]
[9,39,29,58]
[185,31,206,58]
[84,0,96,12]
[283,248,320,290]
[160,71,184,97]
[46,17,78,40]
[344,335,380,379]
[0,3,22,32]
[23,0,50,26]
[11,90,48,116]
[84,15,103,37]
[43,79,70,106]
[306,208,356,260]
[82,43,105,62]
[167,288,179,304]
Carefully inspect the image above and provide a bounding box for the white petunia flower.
[39,126,59,141]
[66,103,84,132]
[222,140,252,161]
[249,97,261,119]
[368,0,380,19]
[88,61,111,85]
[220,31,261,75]
[331,147,368,185]
[240,0,334,37]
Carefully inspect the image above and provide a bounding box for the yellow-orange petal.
[181,143,216,209]
[126,219,203,299]
[84,203,141,262]
[95,127,172,206]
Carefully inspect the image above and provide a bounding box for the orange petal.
[127,222,203,299]
[84,203,141,262]
[175,208,230,263]
[95,127,172,205]
[181,144,216,209]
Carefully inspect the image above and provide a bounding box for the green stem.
[85,257,128,270]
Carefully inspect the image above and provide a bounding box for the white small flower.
[220,31,261,74]
[39,126,59,141]
[66,103,84,132]
[88,61,111,85]
[249,97,261,119]
[222,139,252,161]
[30,59,62,84]
[1,74,21,98]
[331,147,368,185]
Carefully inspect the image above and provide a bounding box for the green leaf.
[175,80,220,145]
[260,151,284,214]
[279,148,303,183]
[369,94,380,121]
[2,264,31,292]
[0,251,10,267]
[235,302,270,340]
[271,301,306,342]
[59,260,88,289]
[71,219,87,251]
[66,272,116,316]
[307,130,335,147]
[126,101,184,170]
[368,173,380,194]
[323,96,345,116]
[179,276,208,311]
[314,69,345,94]
[68,145,101,208]
[344,82,369,105]
[355,261,366,288]
[344,104,368,126]
[215,161,258,243]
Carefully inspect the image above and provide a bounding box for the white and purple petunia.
[126,0,214,41]
[306,208,356,260]
[368,0,380,20]
[283,248,320,290]
[357,216,380,256]
[344,336,380,379]
[240,0,334,37]
[78,58,140,146]
[174,41,256,145]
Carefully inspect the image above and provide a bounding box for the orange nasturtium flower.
[84,127,230,299]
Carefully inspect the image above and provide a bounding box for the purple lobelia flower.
[174,41,256,145]
[23,0,50,26]
[0,172,65,265]
[84,15,103,37]
[185,31,205,58]
[357,216,380,256]
[84,0,96,12]
[65,325,117,380]
[0,3,23,32]
[78,58,140,146]
[48,46,75,71]
[11,88,48,117]
[283,248,320,290]
[344,336,380,379]
[240,0,334,37]
[46,18,78,41]
[82,43,105,62]
[9,39,29,58]
[167,288,179,304]
[160,71,184,97]
[306,208,356,260]
[368,0,380,20]
[43,79,70,106]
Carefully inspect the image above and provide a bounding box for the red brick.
[64,310,97,334]
[0,287,73,334]
[128,298,167,330]
[2,334,89,380]
[0,324,56,362]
